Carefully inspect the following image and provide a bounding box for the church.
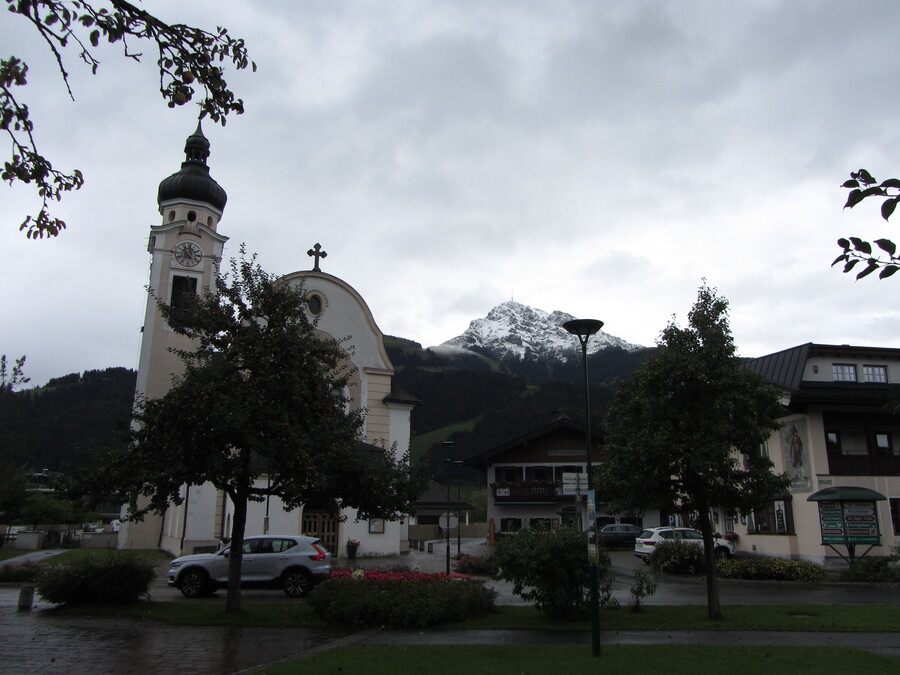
[120,124,418,559]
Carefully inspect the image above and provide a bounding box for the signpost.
[438,513,459,532]
[586,489,598,563]
[808,486,886,562]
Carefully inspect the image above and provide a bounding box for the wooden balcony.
[491,481,570,503]
[827,452,900,476]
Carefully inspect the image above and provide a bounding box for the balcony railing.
[827,452,900,476]
[491,481,569,502]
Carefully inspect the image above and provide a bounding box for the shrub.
[453,553,498,577]
[36,550,156,605]
[716,557,826,582]
[839,557,900,583]
[0,560,41,583]
[648,540,706,575]
[629,569,659,612]
[307,569,496,628]
[491,526,614,620]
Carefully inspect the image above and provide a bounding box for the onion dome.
[157,121,228,212]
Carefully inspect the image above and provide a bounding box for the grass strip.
[52,601,899,633]
[448,603,900,633]
[256,645,898,675]
[38,549,171,566]
[0,549,23,563]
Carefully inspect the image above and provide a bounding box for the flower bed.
[308,568,496,628]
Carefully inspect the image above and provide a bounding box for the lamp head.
[562,318,604,338]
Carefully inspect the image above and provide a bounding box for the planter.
[346,544,359,560]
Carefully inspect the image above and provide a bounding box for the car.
[167,534,331,598]
[598,523,644,548]
[633,527,735,563]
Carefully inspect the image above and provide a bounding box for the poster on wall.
[781,419,811,493]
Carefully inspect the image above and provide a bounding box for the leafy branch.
[3,0,255,239]
[835,169,900,279]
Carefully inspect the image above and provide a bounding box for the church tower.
[125,124,230,550]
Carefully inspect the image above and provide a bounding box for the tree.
[0,354,29,394]
[0,462,30,537]
[598,284,789,620]
[834,169,900,279]
[3,0,255,238]
[81,251,426,611]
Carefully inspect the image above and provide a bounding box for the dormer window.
[863,365,888,383]
[832,364,857,382]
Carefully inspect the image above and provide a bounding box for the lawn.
[256,645,899,675]
[39,549,170,565]
[56,600,900,633]
[0,549,23,563]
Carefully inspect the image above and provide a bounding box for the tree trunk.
[225,489,248,612]
[696,505,722,620]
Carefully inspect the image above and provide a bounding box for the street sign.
[438,513,459,531]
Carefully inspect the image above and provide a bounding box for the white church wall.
[341,507,401,557]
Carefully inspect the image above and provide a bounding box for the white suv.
[634,527,735,563]
[167,534,332,598]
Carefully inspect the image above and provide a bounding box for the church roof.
[157,122,228,212]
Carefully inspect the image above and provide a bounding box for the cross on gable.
[307,243,327,271]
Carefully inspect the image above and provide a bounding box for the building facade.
[468,418,660,543]
[728,343,900,563]
[121,126,416,559]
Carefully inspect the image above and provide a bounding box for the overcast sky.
[3,0,900,388]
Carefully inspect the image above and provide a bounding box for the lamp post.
[454,460,464,556]
[563,317,604,658]
[442,441,455,575]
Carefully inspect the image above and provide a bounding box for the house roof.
[807,486,886,502]
[465,417,601,470]
[745,342,900,407]
[384,381,420,407]
[743,343,811,392]
[414,480,474,511]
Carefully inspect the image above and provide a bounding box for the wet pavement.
[1,541,899,673]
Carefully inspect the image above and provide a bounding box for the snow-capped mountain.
[430,300,642,362]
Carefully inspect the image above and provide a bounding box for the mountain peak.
[432,301,641,361]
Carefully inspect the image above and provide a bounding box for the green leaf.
[843,259,860,273]
[879,265,899,279]
[856,261,879,280]
[874,238,897,256]
[882,198,898,221]
[880,178,900,189]
[849,237,871,255]
[831,253,848,267]
[857,169,877,185]
[836,238,850,249]
[861,186,887,200]
[90,30,99,47]
[844,189,864,209]
[841,179,860,188]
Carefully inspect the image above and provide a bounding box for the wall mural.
[781,418,811,492]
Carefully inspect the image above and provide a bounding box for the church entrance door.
[302,511,338,553]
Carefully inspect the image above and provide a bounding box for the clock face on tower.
[173,241,203,267]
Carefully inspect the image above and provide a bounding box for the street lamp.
[563,317,604,658]
[442,440,455,575]
[454,459,465,556]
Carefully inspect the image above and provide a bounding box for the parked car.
[633,527,735,563]
[167,534,331,598]
[598,523,644,548]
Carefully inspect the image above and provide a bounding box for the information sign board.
[817,500,879,545]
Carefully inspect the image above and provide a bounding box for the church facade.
[121,126,416,559]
